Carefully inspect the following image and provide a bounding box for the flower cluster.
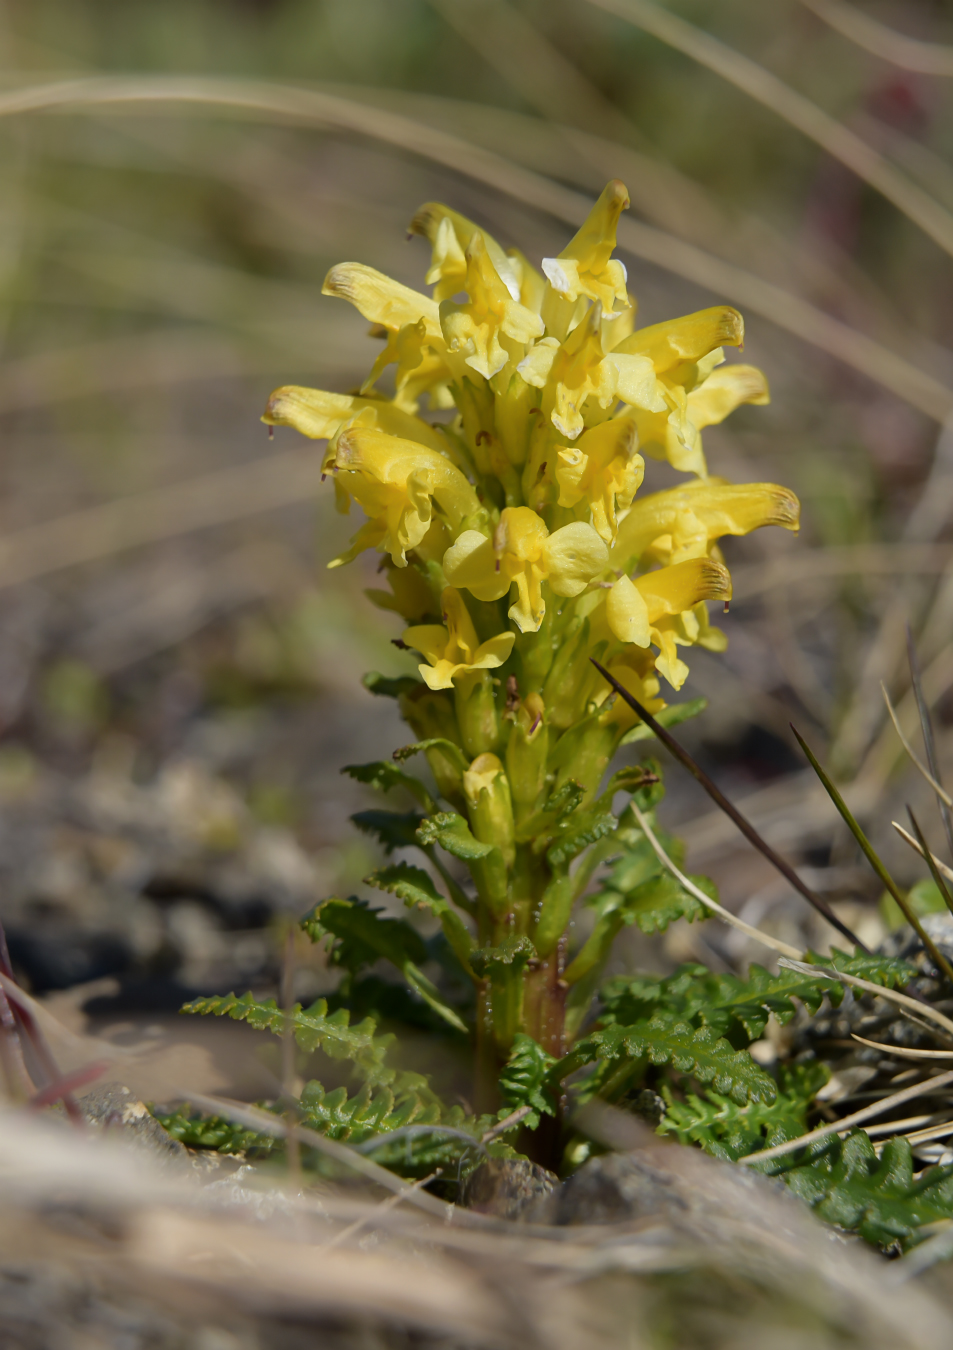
[264,182,798,1062]
[266,181,796,768]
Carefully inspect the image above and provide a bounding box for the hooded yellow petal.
[542,522,609,596]
[688,363,770,428]
[542,180,631,313]
[322,263,442,340]
[612,481,800,569]
[440,234,544,380]
[409,202,521,302]
[615,306,744,373]
[606,574,651,647]
[263,385,450,455]
[635,558,731,623]
[334,426,480,530]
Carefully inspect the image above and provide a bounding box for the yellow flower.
[263,385,452,455]
[634,363,770,478]
[612,479,799,570]
[541,179,631,316]
[404,588,515,690]
[555,417,644,544]
[328,425,480,568]
[604,557,732,689]
[409,202,523,304]
[518,303,663,442]
[440,234,544,381]
[443,506,608,633]
[361,318,454,413]
[322,262,443,340]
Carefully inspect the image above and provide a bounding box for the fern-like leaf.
[601,961,845,1044]
[343,760,436,812]
[180,990,395,1085]
[351,809,426,853]
[365,862,475,974]
[561,1012,776,1105]
[499,1032,558,1129]
[659,1061,829,1160]
[759,1131,953,1250]
[301,897,468,1032]
[155,1074,521,1180]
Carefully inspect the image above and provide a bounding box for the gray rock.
[546,1150,691,1226]
[80,1083,188,1166]
[463,1157,558,1221]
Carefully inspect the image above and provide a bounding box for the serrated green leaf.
[546,809,617,869]
[362,672,422,699]
[302,897,467,1033]
[757,1131,953,1251]
[601,961,839,1044]
[416,812,508,912]
[559,1012,776,1106]
[351,809,425,853]
[180,990,395,1085]
[659,1060,829,1161]
[365,862,475,976]
[810,947,918,989]
[499,1033,558,1130]
[393,738,470,775]
[343,761,437,812]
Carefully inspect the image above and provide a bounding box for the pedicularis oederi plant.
[173,181,825,1172]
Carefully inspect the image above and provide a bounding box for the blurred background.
[0,0,951,1097]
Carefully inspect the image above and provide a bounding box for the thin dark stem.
[906,624,953,862]
[790,722,953,980]
[590,659,868,952]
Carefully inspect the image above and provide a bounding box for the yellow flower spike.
[614,305,744,372]
[409,202,522,303]
[611,480,800,570]
[440,234,544,381]
[328,425,480,568]
[322,263,443,340]
[555,417,644,544]
[404,588,515,691]
[262,385,452,456]
[443,507,608,633]
[542,180,632,314]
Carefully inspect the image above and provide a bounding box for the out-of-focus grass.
[0,0,951,949]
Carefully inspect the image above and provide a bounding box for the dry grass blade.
[907,625,953,857]
[584,0,953,262]
[799,0,953,76]
[0,76,946,421]
[738,1067,953,1165]
[631,805,801,958]
[882,682,953,808]
[893,821,953,885]
[791,724,953,976]
[593,660,867,948]
[778,957,953,1039]
[851,1034,953,1060]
